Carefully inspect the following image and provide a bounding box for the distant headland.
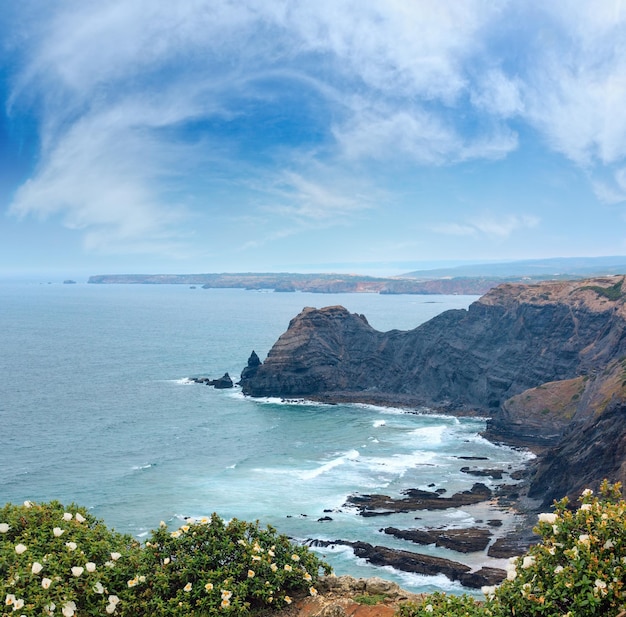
[87,255,626,295]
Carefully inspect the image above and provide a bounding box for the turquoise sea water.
[0,284,531,593]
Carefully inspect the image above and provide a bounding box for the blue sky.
[2,1,626,279]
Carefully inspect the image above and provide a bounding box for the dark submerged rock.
[383,526,493,553]
[307,539,505,589]
[345,483,492,516]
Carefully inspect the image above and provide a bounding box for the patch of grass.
[580,279,624,301]
[354,593,388,605]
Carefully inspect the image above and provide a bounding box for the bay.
[0,283,530,594]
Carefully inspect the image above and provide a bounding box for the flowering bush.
[0,500,141,617]
[1,501,330,617]
[397,481,626,617]
[396,592,486,616]
[133,513,331,616]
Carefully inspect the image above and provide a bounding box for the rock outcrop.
[240,276,626,502]
[306,540,505,589]
[191,373,234,389]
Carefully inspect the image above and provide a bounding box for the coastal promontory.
[240,276,626,503]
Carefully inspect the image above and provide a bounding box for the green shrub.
[134,514,331,616]
[0,500,142,617]
[396,592,487,616]
[353,593,388,605]
[396,481,626,617]
[1,502,331,617]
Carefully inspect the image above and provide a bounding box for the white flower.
[110,552,121,561]
[291,554,300,561]
[580,503,592,511]
[221,590,232,601]
[44,602,55,616]
[554,565,564,574]
[105,561,115,568]
[424,604,433,613]
[93,582,105,594]
[0,523,10,533]
[506,563,517,581]
[13,598,25,610]
[184,582,192,592]
[15,544,27,555]
[23,501,33,508]
[595,579,607,589]
[285,596,292,604]
[32,562,43,574]
[537,512,557,524]
[521,555,535,569]
[163,557,170,565]
[42,578,52,589]
[106,604,117,614]
[582,488,593,497]
[170,530,181,538]
[159,520,167,528]
[75,513,86,523]
[108,596,120,606]
[127,578,138,588]
[53,527,65,537]
[5,594,16,606]
[578,534,590,546]
[71,566,84,577]
[66,542,77,551]
[248,570,255,578]
[309,587,318,596]
[284,564,292,572]
[86,562,96,572]
[481,586,497,599]
[204,582,214,592]
[63,513,72,521]
[604,539,615,550]
[62,601,76,617]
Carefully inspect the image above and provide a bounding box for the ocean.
[0,283,532,594]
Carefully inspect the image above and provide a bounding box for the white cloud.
[520,4,626,167]
[471,70,524,118]
[433,215,539,239]
[6,0,626,259]
[260,169,376,223]
[9,104,193,255]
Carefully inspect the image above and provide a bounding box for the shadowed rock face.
[241,278,626,417]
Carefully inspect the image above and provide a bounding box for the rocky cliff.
[240,276,626,502]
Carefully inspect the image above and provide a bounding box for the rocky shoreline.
[301,467,540,590]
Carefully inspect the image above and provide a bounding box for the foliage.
[396,481,626,617]
[134,514,331,616]
[353,593,388,605]
[396,592,487,616]
[581,279,624,301]
[1,501,331,617]
[0,500,142,617]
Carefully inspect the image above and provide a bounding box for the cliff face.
[240,276,626,501]
[242,277,626,412]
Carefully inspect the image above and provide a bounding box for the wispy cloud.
[433,215,539,239]
[4,0,626,260]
